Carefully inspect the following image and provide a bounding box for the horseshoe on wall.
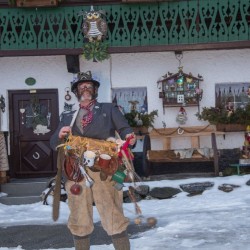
[33,152,40,160]
[177,127,184,135]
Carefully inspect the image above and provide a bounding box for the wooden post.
[0,171,8,184]
[162,137,171,150]
[211,133,219,176]
[191,136,200,148]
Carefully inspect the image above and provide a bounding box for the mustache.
[77,90,94,101]
[80,95,92,101]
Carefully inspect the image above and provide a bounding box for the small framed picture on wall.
[112,87,148,114]
[215,82,250,110]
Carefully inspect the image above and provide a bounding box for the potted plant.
[124,110,158,134]
[196,104,250,132]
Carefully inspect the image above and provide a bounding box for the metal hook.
[175,51,183,68]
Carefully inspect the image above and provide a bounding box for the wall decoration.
[82,41,110,62]
[64,87,72,101]
[112,87,158,130]
[79,6,109,62]
[198,82,250,131]
[25,77,36,86]
[112,87,148,114]
[0,95,5,113]
[23,95,51,135]
[81,6,107,42]
[176,106,187,125]
[64,102,75,113]
[20,100,25,124]
[215,82,250,110]
[47,100,51,127]
[157,66,203,113]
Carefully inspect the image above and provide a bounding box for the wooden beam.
[109,41,250,54]
[1,41,250,57]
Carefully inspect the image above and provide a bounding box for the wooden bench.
[142,126,225,177]
[229,163,250,175]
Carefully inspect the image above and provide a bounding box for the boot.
[111,230,130,250]
[73,234,90,250]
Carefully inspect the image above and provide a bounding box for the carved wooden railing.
[0,0,249,51]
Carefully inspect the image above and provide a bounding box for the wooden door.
[8,89,59,178]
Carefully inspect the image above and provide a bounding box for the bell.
[134,217,142,225]
[113,182,124,191]
[147,217,157,227]
[70,183,82,195]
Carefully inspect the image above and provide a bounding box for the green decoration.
[124,110,158,128]
[82,41,110,62]
[196,104,250,126]
[25,77,36,86]
[25,95,48,130]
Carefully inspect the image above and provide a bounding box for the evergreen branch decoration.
[82,41,110,62]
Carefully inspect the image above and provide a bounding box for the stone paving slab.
[0,222,153,250]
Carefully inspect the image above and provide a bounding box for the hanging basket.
[216,124,246,132]
[132,126,149,135]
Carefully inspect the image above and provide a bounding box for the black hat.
[71,71,100,93]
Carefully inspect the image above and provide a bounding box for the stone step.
[0,178,51,205]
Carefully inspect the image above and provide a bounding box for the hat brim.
[71,79,100,92]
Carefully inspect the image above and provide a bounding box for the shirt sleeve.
[111,104,133,140]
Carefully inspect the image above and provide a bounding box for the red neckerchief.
[79,100,96,128]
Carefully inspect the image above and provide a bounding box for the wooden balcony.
[0,0,249,56]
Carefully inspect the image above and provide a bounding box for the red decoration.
[70,183,82,195]
[118,134,135,160]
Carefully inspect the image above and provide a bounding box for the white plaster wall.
[111,49,250,150]
[0,48,249,150]
[0,55,111,130]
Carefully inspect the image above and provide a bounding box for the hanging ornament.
[82,40,110,62]
[0,95,5,113]
[81,5,108,42]
[25,95,51,135]
[47,99,51,127]
[186,77,193,84]
[176,106,187,125]
[177,77,184,90]
[64,102,75,113]
[64,87,72,101]
[79,6,110,62]
[70,183,82,195]
[168,78,175,91]
[20,100,25,125]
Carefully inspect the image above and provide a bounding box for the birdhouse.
[157,67,203,113]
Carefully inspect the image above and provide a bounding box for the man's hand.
[59,126,71,139]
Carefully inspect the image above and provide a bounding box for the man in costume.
[50,71,136,250]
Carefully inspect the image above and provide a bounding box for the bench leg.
[237,166,240,175]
